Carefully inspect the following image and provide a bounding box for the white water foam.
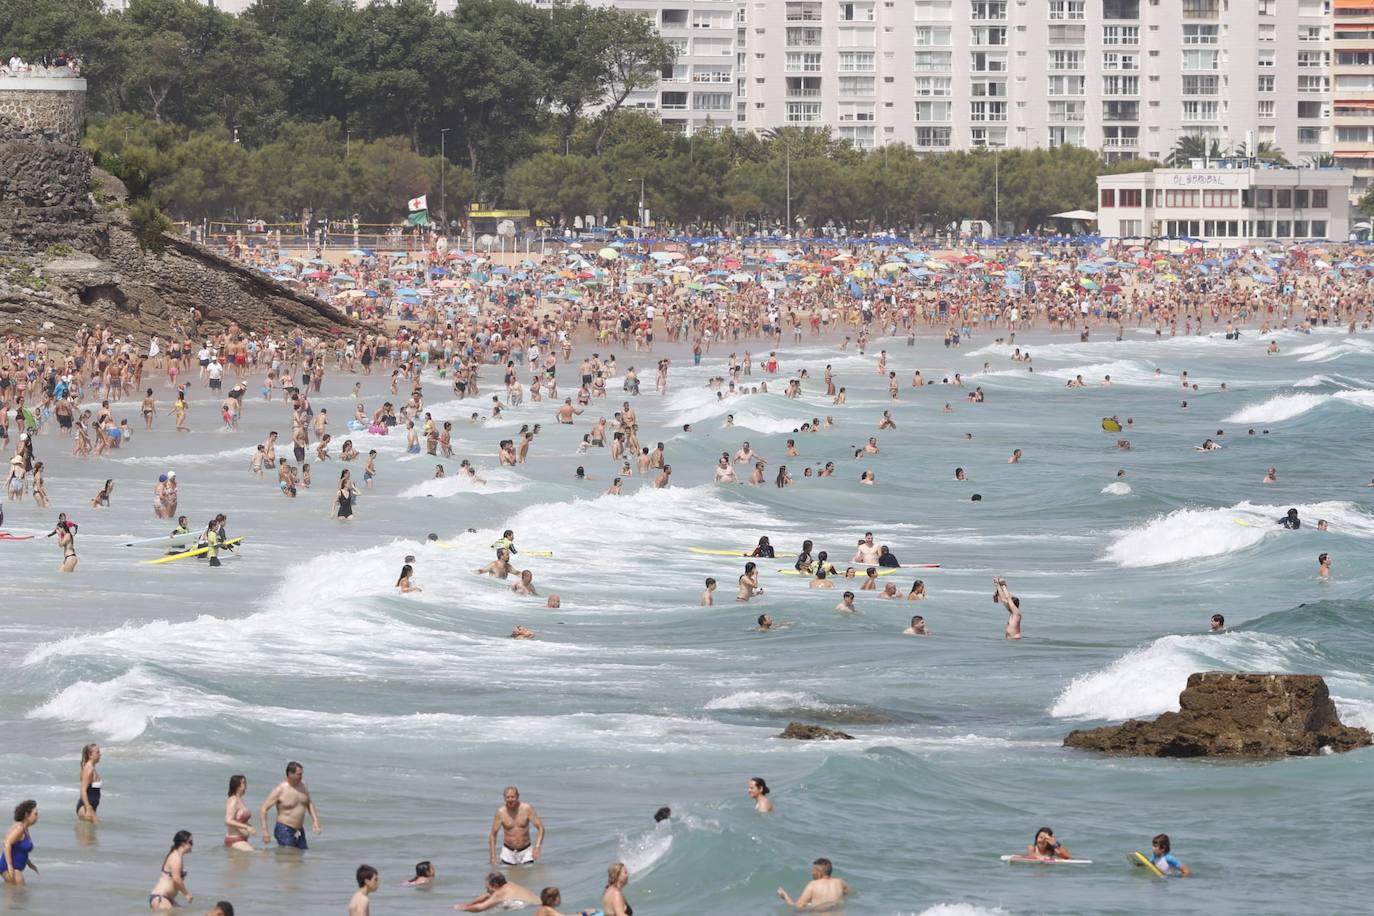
[703,690,836,712]
[1100,482,1132,496]
[398,467,526,497]
[1289,337,1374,363]
[1102,500,1374,568]
[1223,390,1374,424]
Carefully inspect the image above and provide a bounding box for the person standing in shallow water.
[77,743,102,824]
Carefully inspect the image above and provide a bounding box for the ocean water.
[2,326,1372,914]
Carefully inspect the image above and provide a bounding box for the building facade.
[1095,161,1353,244]
[129,0,1339,164]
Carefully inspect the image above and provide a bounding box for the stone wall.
[0,78,87,142]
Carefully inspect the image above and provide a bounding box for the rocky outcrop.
[1064,672,1371,758]
[0,113,355,346]
[777,722,854,741]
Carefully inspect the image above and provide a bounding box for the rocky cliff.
[0,114,354,346]
[1063,672,1371,758]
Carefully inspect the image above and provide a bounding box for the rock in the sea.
[1064,672,1371,758]
[778,722,854,741]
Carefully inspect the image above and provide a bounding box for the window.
[1311,220,1327,238]
[1258,100,1275,118]
[1100,189,1116,208]
[1277,189,1293,208]
[1050,51,1084,70]
[785,76,821,97]
[1298,126,1324,144]
[837,2,875,21]
[839,51,876,71]
[1102,0,1139,18]
[838,126,875,149]
[839,76,876,96]
[1048,0,1085,19]
[915,100,953,121]
[1182,100,1220,120]
[1258,23,1276,41]
[692,67,732,83]
[1312,190,1328,209]
[1337,51,1374,67]
[1181,0,1219,18]
[915,126,952,147]
[915,0,953,20]
[1202,190,1236,207]
[971,26,1007,45]
[1119,220,1143,237]
[1298,26,1324,42]
[1254,220,1272,237]
[1298,75,1328,93]
[1050,75,1086,96]
[970,100,1008,121]
[786,27,821,46]
[969,1,1006,21]
[1165,190,1200,208]
[1103,25,1139,45]
[1048,126,1085,147]
[914,76,952,96]
[1182,75,1219,95]
[1182,24,1218,44]
[1102,75,1138,95]
[660,91,689,110]
[838,103,875,121]
[914,51,952,70]
[1048,24,1086,44]
[1258,50,1275,68]
[1103,100,1139,120]
[970,79,1007,97]
[1257,75,1275,92]
[1102,52,1139,71]
[1294,190,1310,209]
[784,52,823,72]
[1182,50,1218,70]
[1297,101,1323,119]
[1118,188,1143,206]
[1297,51,1328,68]
[785,102,822,122]
[837,26,875,47]
[1048,100,1085,121]
[970,51,1007,72]
[915,27,951,46]
[694,93,732,111]
[1276,221,1291,238]
[1254,189,1273,208]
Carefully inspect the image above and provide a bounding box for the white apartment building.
[117,0,1340,164]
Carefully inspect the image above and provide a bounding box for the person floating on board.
[1144,834,1190,877]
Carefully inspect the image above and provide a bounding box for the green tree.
[155,128,252,220]
[505,152,608,224]
[1167,134,1224,167]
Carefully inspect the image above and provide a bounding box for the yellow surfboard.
[1102,417,1123,432]
[1130,851,1165,878]
[144,537,244,565]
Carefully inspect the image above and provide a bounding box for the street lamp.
[440,127,451,230]
[346,129,353,157]
[989,142,1004,236]
[628,177,645,239]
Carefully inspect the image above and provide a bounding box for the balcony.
[787,87,822,97]
[1103,137,1138,149]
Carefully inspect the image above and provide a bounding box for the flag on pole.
[406,210,430,227]
[407,194,428,212]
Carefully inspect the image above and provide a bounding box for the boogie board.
[0,532,35,541]
[1102,418,1123,432]
[1129,852,1165,878]
[143,537,244,565]
[123,532,199,550]
[1001,855,1093,866]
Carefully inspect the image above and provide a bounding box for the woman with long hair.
[76,743,102,823]
[148,830,193,909]
[223,775,255,852]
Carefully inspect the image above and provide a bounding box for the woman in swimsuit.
[223,775,255,852]
[31,462,48,508]
[148,829,193,909]
[77,743,102,823]
[602,862,632,916]
[57,522,77,573]
[91,478,114,509]
[334,469,357,520]
[396,564,421,593]
[1,800,39,886]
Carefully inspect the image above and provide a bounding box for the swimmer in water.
[475,549,514,579]
[455,871,540,912]
[1027,827,1072,861]
[350,865,379,916]
[737,562,762,601]
[1263,466,1277,484]
[756,614,773,631]
[777,858,850,911]
[835,591,856,613]
[995,576,1021,639]
[702,578,717,606]
[1143,833,1190,877]
[1279,508,1301,530]
[903,615,927,635]
[1318,552,1331,577]
[1209,614,1225,632]
[748,777,773,813]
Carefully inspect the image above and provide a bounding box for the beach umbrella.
[492,267,513,276]
[304,270,330,280]
[691,255,710,265]
[727,272,752,283]
[330,273,356,284]
[599,247,619,260]
[1079,278,1100,291]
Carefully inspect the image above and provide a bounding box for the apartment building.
[126,0,1340,166]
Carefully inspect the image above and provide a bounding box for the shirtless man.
[734,441,762,465]
[475,548,514,579]
[488,787,545,866]
[995,576,1022,640]
[455,872,541,912]
[852,532,881,565]
[511,569,539,596]
[737,562,763,601]
[834,591,856,613]
[701,578,716,606]
[555,399,582,424]
[903,616,928,636]
[349,865,378,916]
[777,857,850,910]
[259,761,322,849]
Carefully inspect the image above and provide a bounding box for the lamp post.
[346,129,352,157]
[989,142,1004,236]
[440,127,451,231]
[785,146,792,234]
[628,177,645,239]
